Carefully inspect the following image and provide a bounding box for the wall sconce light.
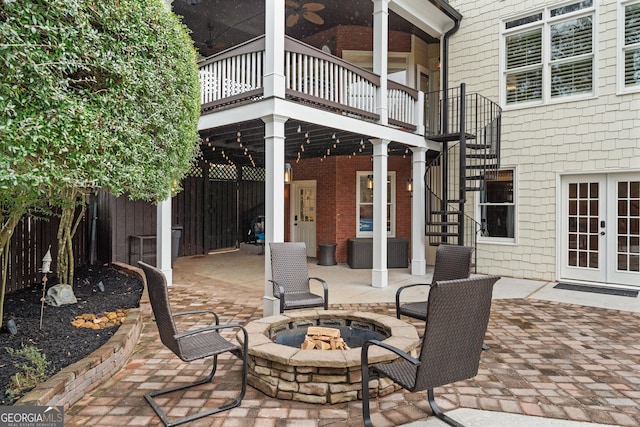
[367,175,373,189]
[407,178,413,193]
[284,163,293,183]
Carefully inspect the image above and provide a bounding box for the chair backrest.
[138,261,181,357]
[431,245,474,284]
[269,242,310,296]
[415,275,500,391]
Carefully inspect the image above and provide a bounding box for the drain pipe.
[430,0,462,243]
[432,0,462,97]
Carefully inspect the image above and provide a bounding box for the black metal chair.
[362,275,501,427]
[138,262,248,427]
[395,245,474,321]
[269,242,328,313]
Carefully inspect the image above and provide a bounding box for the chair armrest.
[361,339,421,367]
[268,280,286,298]
[395,283,431,313]
[174,323,247,341]
[268,280,286,313]
[309,277,329,309]
[173,310,219,325]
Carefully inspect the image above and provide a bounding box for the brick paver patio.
[64,262,640,426]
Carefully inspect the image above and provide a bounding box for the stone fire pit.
[238,309,419,404]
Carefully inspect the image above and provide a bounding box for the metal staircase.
[424,83,502,249]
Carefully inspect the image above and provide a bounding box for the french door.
[560,173,640,286]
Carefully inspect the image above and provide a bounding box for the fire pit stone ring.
[238,309,420,404]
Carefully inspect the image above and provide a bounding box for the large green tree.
[0,0,201,322]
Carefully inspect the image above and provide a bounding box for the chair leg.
[145,354,247,427]
[361,363,374,427]
[427,389,465,427]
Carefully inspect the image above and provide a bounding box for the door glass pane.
[617,180,640,272]
[567,180,599,268]
[299,188,315,222]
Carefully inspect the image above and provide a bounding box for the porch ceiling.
[173,0,440,58]
[198,119,416,168]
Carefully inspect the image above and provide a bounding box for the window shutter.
[550,16,593,97]
[506,29,543,103]
[625,3,640,87]
[506,29,542,69]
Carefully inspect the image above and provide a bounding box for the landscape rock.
[45,284,77,307]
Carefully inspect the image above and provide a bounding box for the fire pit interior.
[272,321,386,350]
[239,309,419,404]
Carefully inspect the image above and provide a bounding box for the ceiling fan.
[285,0,325,27]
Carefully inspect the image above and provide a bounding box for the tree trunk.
[55,189,86,286]
[0,211,24,328]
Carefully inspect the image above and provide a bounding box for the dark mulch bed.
[0,264,143,405]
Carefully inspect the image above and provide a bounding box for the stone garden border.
[16,262,146,409]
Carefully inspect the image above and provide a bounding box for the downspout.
[431,0,462,107]
[431,0,462,242]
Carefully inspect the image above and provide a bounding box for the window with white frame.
[478,169,516,242]
[502,0,595,106]
[356,171,395,237]
[621,0,640,92]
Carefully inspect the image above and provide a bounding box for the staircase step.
[429,132,476,142]
[430,210,462,215]
[466,164,499,170]
[466,143,490,150]
[465,176,486,182]
[466,153,499,159]
[426,221,459,226]
[425,231,459,237]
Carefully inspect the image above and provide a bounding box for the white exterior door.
[560,173,640,286]
[291,180,317,257]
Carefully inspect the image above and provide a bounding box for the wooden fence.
[1,212,88,294]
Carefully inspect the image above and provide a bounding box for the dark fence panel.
[207,180,238,250]
[93,164,266,265]
[173,174,205,256]
[239,180,265,242]
[1,210,88,294]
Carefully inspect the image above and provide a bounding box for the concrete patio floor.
[65,245,640,426]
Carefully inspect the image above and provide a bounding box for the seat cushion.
[177,330,240,362]
[282,292,324,309]
[398,301,428,320]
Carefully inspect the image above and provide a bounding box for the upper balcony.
[198,35,422,133]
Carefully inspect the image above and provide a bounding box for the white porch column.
[373,0,389,125]
[262,114,287,316]
[411,148,427,275]
[371,139,389,288]
[264,0,286,98]
[156,197,172,286]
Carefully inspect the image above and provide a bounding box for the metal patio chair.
[361,275,501,427]
[138,262,248,427]
[269,242,329,313]
[395,244,475,321]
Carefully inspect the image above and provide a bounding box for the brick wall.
[302,25,411,57]
[287,155,412,264]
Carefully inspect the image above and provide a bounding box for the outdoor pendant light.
[284,163,293,183]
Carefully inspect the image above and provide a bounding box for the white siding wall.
[448,0,640,281]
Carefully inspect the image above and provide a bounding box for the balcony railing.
[198,36,421,132]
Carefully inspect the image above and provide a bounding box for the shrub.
[5,345,51,403]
